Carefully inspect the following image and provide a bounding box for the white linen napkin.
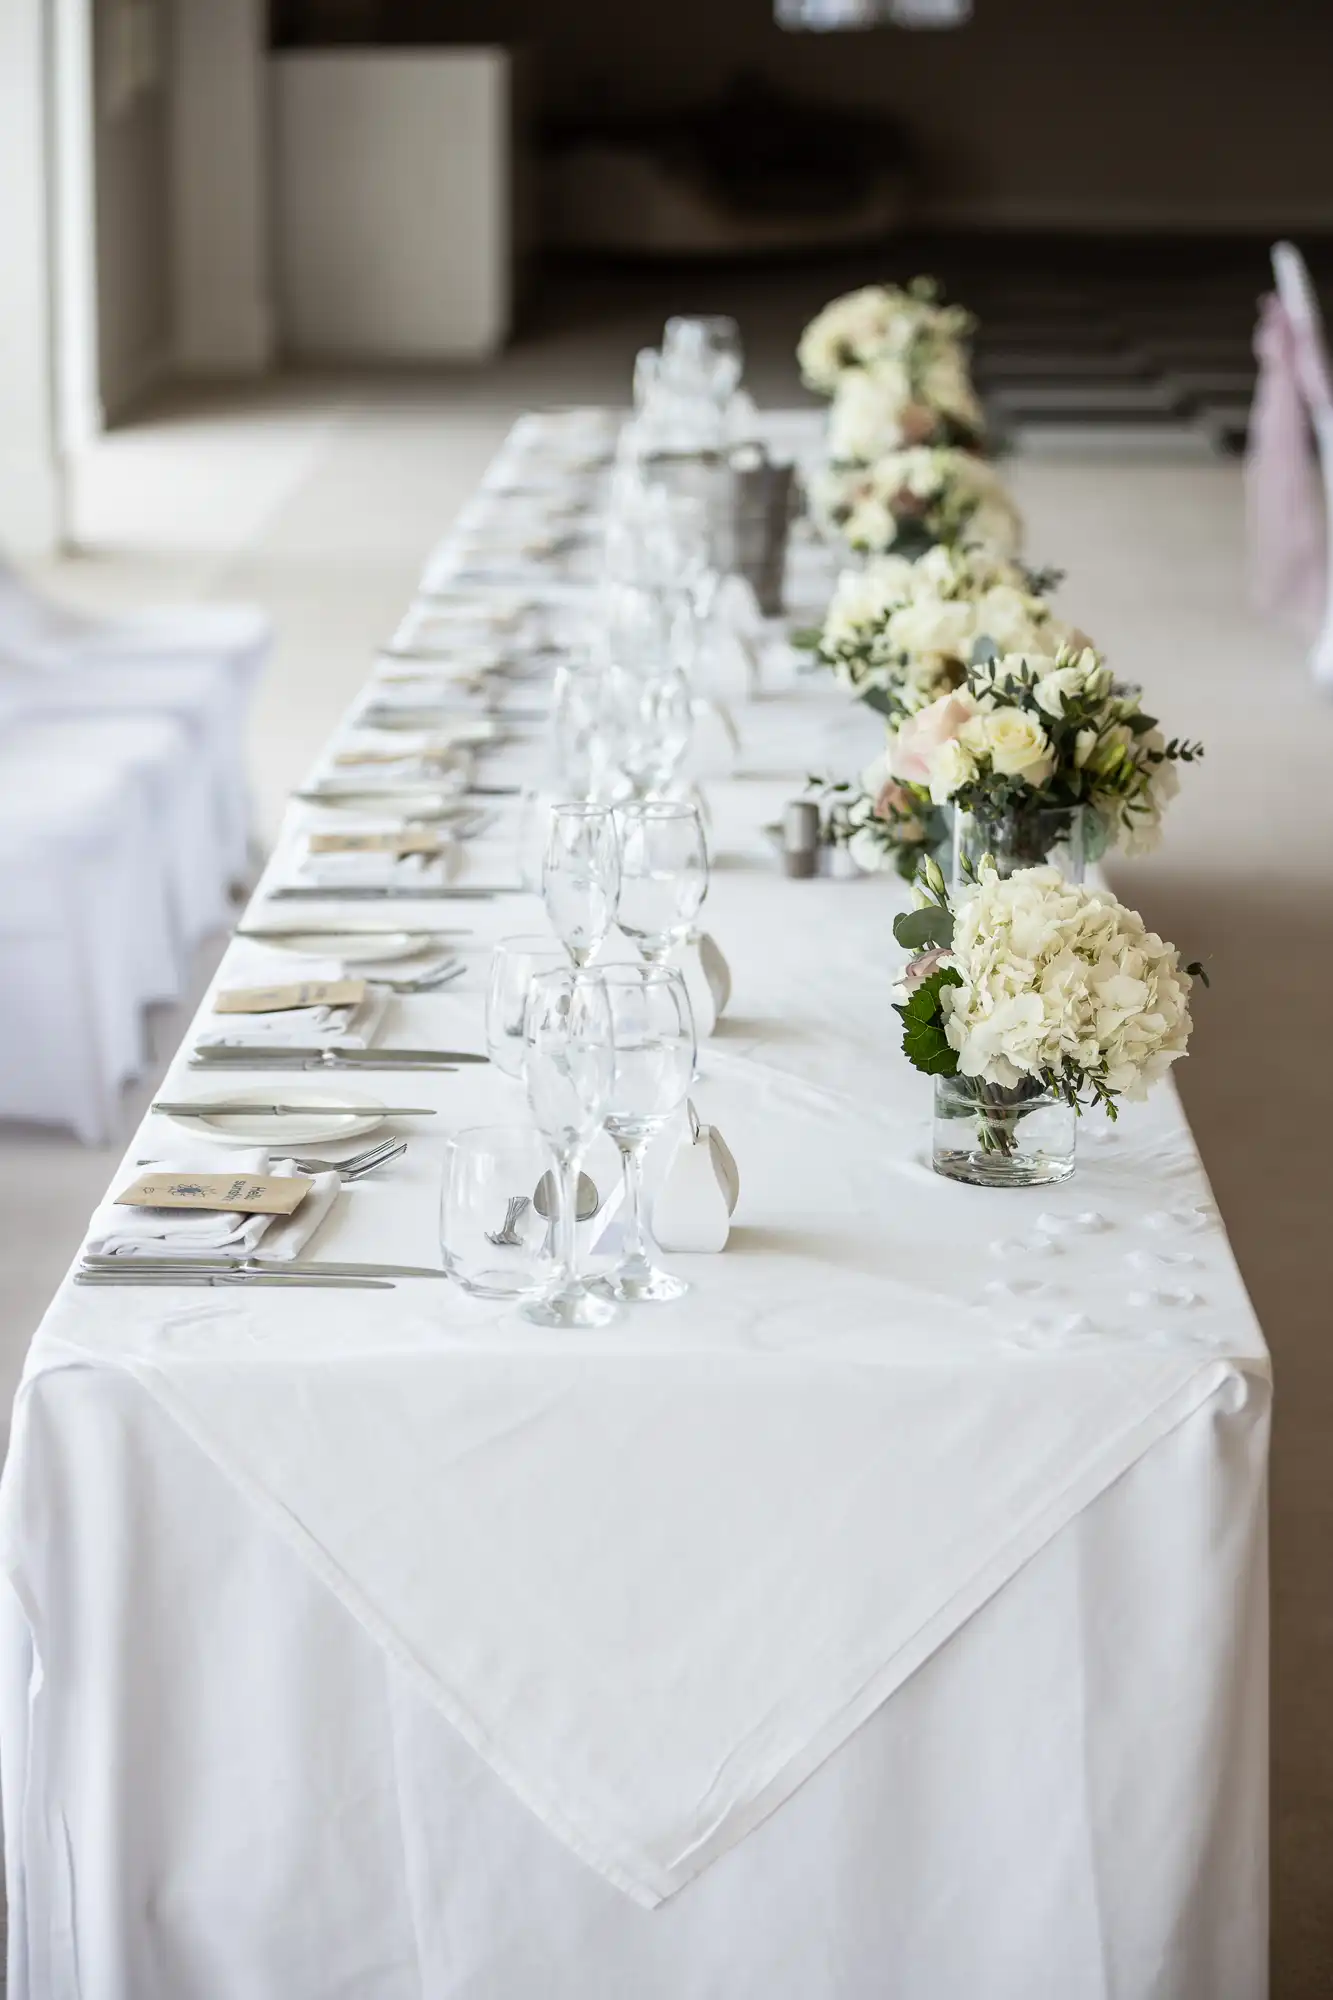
[86,1148,340,1261]
[293,842,461,891]
[196,989,388,1051]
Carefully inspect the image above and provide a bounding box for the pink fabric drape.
[1246,291,1328,635]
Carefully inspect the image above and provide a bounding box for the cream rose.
[968,706,1055,784]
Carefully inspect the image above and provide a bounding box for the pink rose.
[901,945,954,993]
[872,777,916,822]
[890,691,977,786]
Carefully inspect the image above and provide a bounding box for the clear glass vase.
[932,1073,1076,1188]
[952,803,1091,886]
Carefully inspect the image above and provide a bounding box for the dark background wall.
[270,0,1333,229]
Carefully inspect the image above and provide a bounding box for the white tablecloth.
[0,411,1271,1998]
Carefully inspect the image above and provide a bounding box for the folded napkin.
[196,988,388,1051]
[293,844,461,891]
[330,731,473,770]
[86,1148,340,1261]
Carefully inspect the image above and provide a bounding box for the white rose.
[973,706,1055,784]
[889,597,975,659]
[974,585,1047,655]
[1033,663,1088,716]
[827,365,913,463]
[926,735,978,804]
[915,542,962,592]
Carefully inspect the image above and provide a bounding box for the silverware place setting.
[74,1268,397,1290]
[78,1255,444,1281]
[188,1045,486,1072]
[151,1099,440,1118]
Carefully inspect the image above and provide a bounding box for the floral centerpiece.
[816,751,947,882]
[809,448,1023,561]
[888,646,1202,875]
[813,544,1070,721]
[797,279,976,395]
[825,345,986,460]
[893,858,1203,1185]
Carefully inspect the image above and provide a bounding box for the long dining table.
[0,409,1269,2000]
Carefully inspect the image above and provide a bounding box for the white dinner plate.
[245,930,443,965]
[158,1088,390,1147]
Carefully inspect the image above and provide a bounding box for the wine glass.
[521,967,616,1329]
[486,934,570,1077]
[542,803,620,966]
[593,966,697,1305]
[440,1125,555,1301]
[615,800,709,963]
[603,666,695,801]
[664,315,744,404]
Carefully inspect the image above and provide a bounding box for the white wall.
[272,50,512,361]
[0,0,64,551]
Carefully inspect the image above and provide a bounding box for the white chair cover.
[0,559,268,871]
[0,719,186,1142]
[1268,241,1333,686]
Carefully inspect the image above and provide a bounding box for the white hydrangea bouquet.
[893,857,1205,1185]
[813,543,1070,722]
[809,448,1023,561]
[889,645,1203,867]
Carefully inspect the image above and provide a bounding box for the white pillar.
[169,0,274,374]
[0,0,67,551]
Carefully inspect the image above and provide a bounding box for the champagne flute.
[593,966,697,1304]
[542,802,620,966]
[615,800,709,964]
[521,967,616,1329]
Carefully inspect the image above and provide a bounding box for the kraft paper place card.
[214,979,367,1016]
[307,830,443,857]
[114,1173,314,1216]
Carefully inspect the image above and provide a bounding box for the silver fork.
[375,958,465,995]
[290,1139,407,1180]
[485,1195,530,1247]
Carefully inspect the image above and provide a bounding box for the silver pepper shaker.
[781,799,821,878]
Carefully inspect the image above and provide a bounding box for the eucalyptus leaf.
[893,905,954,951]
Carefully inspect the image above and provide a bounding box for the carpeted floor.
[2,244,1329,1995]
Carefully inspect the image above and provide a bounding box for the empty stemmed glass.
[593,966,697,1305]
[604,664,695,801]
[542,803,620,966]
[521,967,616,1329]
[615,800,709,964]
[486,934,570,1077]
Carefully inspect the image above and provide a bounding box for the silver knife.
[294,785,519,803]
[236,924,472,940]
[191,1046,487,1063]
[269,887,515,901]
[75,1270,395,1289]
[360,707,549,725]
[187,1058,459,1074]
[152,1100,438,1116]
[81,1256,445,1279]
